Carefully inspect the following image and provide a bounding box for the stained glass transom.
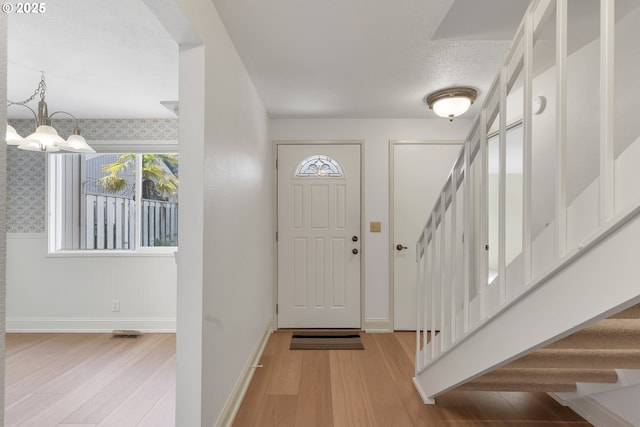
[295,155,344,177]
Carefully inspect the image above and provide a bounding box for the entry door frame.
[273,140,365,329]
[389,140,463,331]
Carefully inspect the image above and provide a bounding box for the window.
[295,154,343,177]
[49,152,179,251]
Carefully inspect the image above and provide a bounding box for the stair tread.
[610,303,640,319]
[473,368,618,384]
[507,349,640,369]
[456,381,577,392]
[547,319,640,349]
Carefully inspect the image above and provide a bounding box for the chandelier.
[5,73,95,153]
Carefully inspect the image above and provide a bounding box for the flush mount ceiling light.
[425,87,478,121]
[5,73,95,153]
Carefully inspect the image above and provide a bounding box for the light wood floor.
[5,333,176,427]
[5,331,591,427]
[233,331,591,427]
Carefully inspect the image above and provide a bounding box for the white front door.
[277,144,361,328]
[392,142,461,330]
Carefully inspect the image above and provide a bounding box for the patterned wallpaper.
[10,118,178,140]
[7,148,46,233]
[7,119,178,233]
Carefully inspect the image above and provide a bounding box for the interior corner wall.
[174,0,272,426]
[270,119,471,324]
[0,12,8,427]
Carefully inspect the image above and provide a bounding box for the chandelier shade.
[6,125,24,145]
[6,73,95,153]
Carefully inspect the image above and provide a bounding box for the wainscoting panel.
[6,233,177,332]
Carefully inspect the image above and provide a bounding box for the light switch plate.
[370,221,382,232]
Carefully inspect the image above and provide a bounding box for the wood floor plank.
[136,383,176,427]
[254,395,298,427]
[266,332,303,395]
[293,351,334,427]
[395,331,419,362]
[6,334,103,387]
[95,355,176,427]
[61,334,175,424]
[371,333,414,382]
[357,333,415,427]
[329,350,375,427]
[6,335,117,407]
[9,334,174,427]
[4,392,64,426]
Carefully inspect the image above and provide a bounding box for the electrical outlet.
[112,299,120,312]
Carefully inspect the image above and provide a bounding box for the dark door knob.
[352,236,358,242]
[396,244,408,251]
[352,248,359,254]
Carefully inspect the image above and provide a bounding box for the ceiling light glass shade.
[17,141,61,152]
[432,97,472,119]
[425,87,478,121]
[6,124,24,145]
[26,125,66,147]
[63,134,96,153]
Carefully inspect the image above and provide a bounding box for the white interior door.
[393,143,461,330]
[277,144,361,328]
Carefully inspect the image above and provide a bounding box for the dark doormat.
[289,330,364,350]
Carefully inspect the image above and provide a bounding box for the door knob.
[396,244,408,251]
[352,236,358,242]
[352,248,359,254]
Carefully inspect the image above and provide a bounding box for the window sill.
[46,249,177,258]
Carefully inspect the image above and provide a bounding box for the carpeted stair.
[454,303,640,393]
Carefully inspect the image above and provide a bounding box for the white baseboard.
[363,317,393,333]
[216,318,273,427]
[550,394,633,427]
[6,317,176,333]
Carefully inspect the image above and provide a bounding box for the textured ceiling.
[7,0,532,120]
[7,0,179,119]
[210,0,530,119]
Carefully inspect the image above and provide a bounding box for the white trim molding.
[216,319,273,427]
[6,317,176,333]
[364,318,393,333]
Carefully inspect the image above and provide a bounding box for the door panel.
[278,144,361,328]
[393,143,461,330]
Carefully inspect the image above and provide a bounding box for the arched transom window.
[295,154,344,177]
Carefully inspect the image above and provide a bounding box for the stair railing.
[416,0,637,385]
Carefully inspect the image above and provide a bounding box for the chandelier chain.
[7,74,47,107]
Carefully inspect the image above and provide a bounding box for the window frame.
[47,140,178,255]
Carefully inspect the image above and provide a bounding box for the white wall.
[5,234,176,331]
[174,1,272,426]
[270,119,471,325]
